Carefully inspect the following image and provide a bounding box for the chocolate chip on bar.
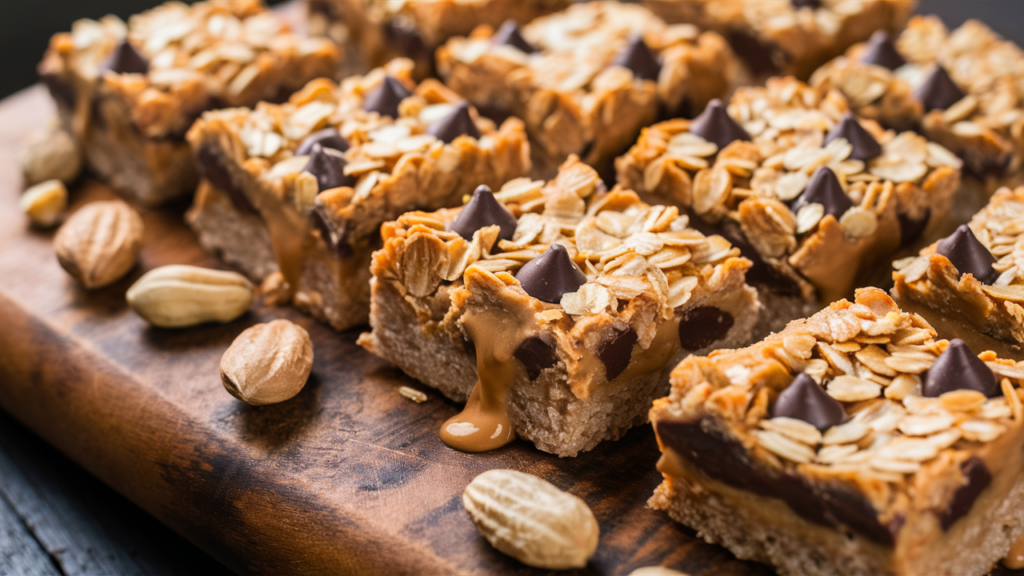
[296,128,350,156]
[611,35,662,82]
[449,185,518,242]
[426,101,482,143]
[934,225,998,285]
[824,113,882,161]
[688,99,750,150]
[363,76,413,118]
[650,288,1024,576]
[359,156,761,457]
[914,65,966,112]
[492,20,537,54]
[99,40,148,75]
[859,30,906,70]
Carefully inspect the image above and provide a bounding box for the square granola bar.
[306,0,569,79]
[644,0,915,80]
[651,287,1024,575]
[37,0,340,206]
[186,58,531,331]
[358,156,760,457]
[616,76,962,333]
[436,1,738,177]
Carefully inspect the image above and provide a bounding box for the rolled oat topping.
[617,76,962,303]
[39,0,340,138]
[657,287,1023,483]
[811,15,1024,180]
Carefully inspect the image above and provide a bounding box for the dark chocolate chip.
[678,306,734,351]
[825,113,881,161]
[296,128,349,156]
[914,65,966,112]
[935,225,998,284]
[726,31,782,77]
[897,209,930,247]
[772,373,847,432]
[922,339,998,398]
[515,244,586,303]
[100,40,149,75]
[790,0,821,8]
[598,326,638,381]
[427,101,481,144]
[310,203,353,259]
[363,76,412,118]
[655,419,896,545]
[449,185,517,242]
[611,35,661,82]
[195,146,256,215]
[382,17,429,62]
[940,457,991,530]
[513,335,557,380]
[40,73,76,109]
[303,143,356,193]
[859,30,906,71]
[492,20,537,54]
[687,213,801,296]
[689,99,751,151]
[790,166,853,219]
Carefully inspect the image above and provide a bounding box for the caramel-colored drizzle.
[440,306,527,452]
[1006,536,1024,569]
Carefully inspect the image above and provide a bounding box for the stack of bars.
[34,0,1024,574]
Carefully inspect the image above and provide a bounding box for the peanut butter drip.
[261,208,312,299]
[1006,536,1024,569]
[440,306,534,452]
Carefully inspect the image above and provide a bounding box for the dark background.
[0,1,1023,575]
[1,1,1023,99]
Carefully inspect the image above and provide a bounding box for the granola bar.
[185,59,530,331]
[893,186,1024,359]
[644,0,916,80]
[307,0,569,79]
[357,156,760,457]
[650,287,1024,575]
[810,16,1024,192]
[435,1,738,177]
[37,0,340,206]
[616,76,962,333]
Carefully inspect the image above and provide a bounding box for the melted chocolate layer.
[656,419,899,545]
[195,147,257,215]
[40,73,76,110]
[513,335,556,380]
[678,307,733,351]
[940,457,991,530]
[897,209,930,247]
[599,326,638,381]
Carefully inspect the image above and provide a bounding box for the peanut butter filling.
[1006,536,1024,569]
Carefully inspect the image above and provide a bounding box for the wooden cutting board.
[0,85,776,576]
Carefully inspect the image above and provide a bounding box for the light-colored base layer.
[360,278,759,457]
[186,183,279,283]
[650,462,1024,576]
[294,244,372,332]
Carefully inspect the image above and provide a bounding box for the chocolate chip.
[100,40,149,75]
[678,306,734,351]
[772,373,846,432]
[514,335,556,380]
[688,99,751,150]
[296,128,349,156]
[935,225,997,284]
[492,20,537,54]
[914,65,966,112]
[311,203,353,259]
[598,326,637,381]
[382,18,429,62]
[790,166,853,219]
[726,31,781,77]
[427,101,481,144]
[449,185,517,242]
[940,457,991,530]
[40,73,76,109]
[790,0,821,8]
[611,35,661,82]
[897,209,930,247]
[195,146,256,214]
[858,30,906,70]
[655,419,896,545]
[363,76,412,118]
[922,339,998,398]
[515,244,586,303]
[825,113,881,161]
[303,143,356,192]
